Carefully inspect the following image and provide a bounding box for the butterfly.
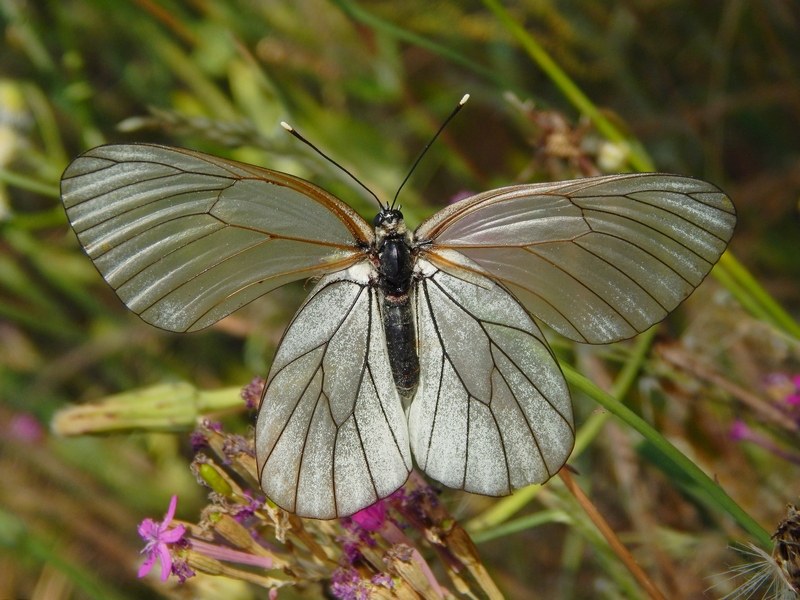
[60,122,736,519]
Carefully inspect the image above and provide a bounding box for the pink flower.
[764,373,800,407]
[729,419,800,465]
[786,375,800,405]
[729,419,752,441]
[330,567,370,600]
[241,376,266,409]
[351,502,387,532]
[9,412,43,443]
[137,495,187,581]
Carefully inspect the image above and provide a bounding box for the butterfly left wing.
[60,144,372,332]
[408,259,574,495]
[256,263,412,519]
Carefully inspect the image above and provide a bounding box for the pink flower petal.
[729,420,751,441]
[352,502,386,531]
[138,553,156,578]
[161,524,186,544]
[138,518,157,539]
[163,495,178,523]
[136,495,185,582]
[157,544,173,581]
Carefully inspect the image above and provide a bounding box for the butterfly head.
[373,208,408,245]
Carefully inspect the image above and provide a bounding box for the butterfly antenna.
[391,93,469,209]
[281,121,385,209]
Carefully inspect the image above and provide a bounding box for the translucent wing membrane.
[418,174,736,344]
[409,260,574,495]
[256,263,412,519]
[61,139,737,518]
[61,144,372,332]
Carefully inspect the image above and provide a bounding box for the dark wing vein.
[426,268,570,422]
[410,262,574,495]
[257,271,410,518]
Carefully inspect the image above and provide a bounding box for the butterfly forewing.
[418,173,736,344]
[256,263,412,519]
[408,259,574,495]
[60,144,372,332]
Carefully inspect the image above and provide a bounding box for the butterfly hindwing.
[255,262,412,519]
[408,259,574,495]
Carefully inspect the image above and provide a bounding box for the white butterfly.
[60,135,736,519]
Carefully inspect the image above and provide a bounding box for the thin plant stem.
[330,0,509,89]
[559,469,667,600]
[0,168,59,197]
[466,329,657,533]
[481,0,655,172]
[484,0,798,349]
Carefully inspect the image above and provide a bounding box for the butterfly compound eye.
[373,209,404,228]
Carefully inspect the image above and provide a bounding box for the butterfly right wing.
[255,262,412,519]
[417,174,735,344]
[60,144,372,332]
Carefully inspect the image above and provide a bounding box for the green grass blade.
[563,363,771,547]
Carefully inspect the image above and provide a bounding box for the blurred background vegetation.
[1,0,799,598]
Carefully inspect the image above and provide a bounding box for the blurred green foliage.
[1,1,799,598]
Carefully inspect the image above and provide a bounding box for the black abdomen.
[379,237,419,406]
[383,295,418,405]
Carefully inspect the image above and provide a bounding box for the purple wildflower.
[189,429,208,452]
[330,568,394,599]
[9,412,43,443]
[222,433,256,459]
[241,376,266,410]
[340,537,365,565]
[787,375,800,406]
[230,490,262,522]
[339,500,392,564]
[204,419,223,433]
[350,502,387,532]
[729,419,751,441]
[371,572,394,589]
[330,567,370,600]
[137,495,187,581]
[730,419,800,465]
[171,558,195,583]
[764,373,800,408]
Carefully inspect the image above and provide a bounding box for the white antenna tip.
[459,93,470,105]
[280,121,293,132]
